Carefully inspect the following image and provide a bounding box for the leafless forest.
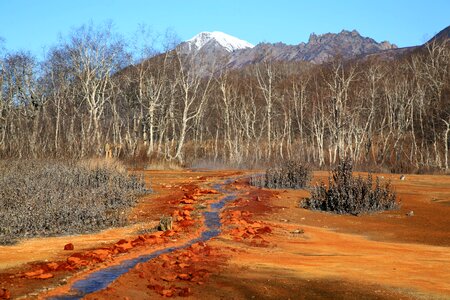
[1,24,449,172]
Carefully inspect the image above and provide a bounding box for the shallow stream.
[50,179,236,300]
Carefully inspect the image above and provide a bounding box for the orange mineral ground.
[1,170,449,299]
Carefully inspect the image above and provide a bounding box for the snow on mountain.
[186,31,254,52]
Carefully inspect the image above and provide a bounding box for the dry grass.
[144,160,183,171]
[78,157,127,173]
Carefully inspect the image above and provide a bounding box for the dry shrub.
[0,159,150,245]
[302,158,398,215]
[251,160,311,189]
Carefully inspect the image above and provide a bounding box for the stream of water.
[49,180,235,300]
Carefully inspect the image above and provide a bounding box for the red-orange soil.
[1,170,449,299]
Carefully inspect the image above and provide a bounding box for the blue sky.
[0,0,449,58]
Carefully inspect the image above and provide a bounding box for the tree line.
[0,24,449,172]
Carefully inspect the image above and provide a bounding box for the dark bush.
[250,160,311,189]
[0,159,150,245]
[301,158,398,215]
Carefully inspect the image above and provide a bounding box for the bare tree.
[256,62,276,159]
[166,51,212,164]
[63,23,127,154]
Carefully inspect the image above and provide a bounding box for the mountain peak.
[309,29,362,43]
[186,31,254,52]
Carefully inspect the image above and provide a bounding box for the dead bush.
[250,160,311,189]
[302,158,398,215]
[0,159,150,245]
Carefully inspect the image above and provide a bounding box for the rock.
[246,227,256,235]
[161,289,174,297]
[150,231,164,238]
[46,262,59,271]
[148,237,161,245]
[64,243,74,251]
[190,242,205,250]
[160,275,177,282]
[36,273,54,280]
[291,229,305,234]
[242,232,250,239]
[257,226,272,234]
[406,210,414,217]
[159,254,170,261]
[183,193,196,200]
[251,222,262,228]
[240,220,249,227]
[131,238,144,247]
[156,235,169,244]
[162,230,175,237]
[183,205,195,211]
[24,269,45,278]
[114,239,133,252]
[0,288,11,299]
[178,263,189,268]
[230,228,241,236]
[179,220,195,227]
[400,175,406,180]
[180,199,195,204]
[230,211,241,218]
[115,241,133,253]
[67,256,82,266]
[90,249,111,261]
[177,273,191,280]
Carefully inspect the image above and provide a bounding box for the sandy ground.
[0,170,449,299]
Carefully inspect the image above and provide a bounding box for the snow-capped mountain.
[175,31,254,75]
[171,29,423,75]
[184,31,254,52]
